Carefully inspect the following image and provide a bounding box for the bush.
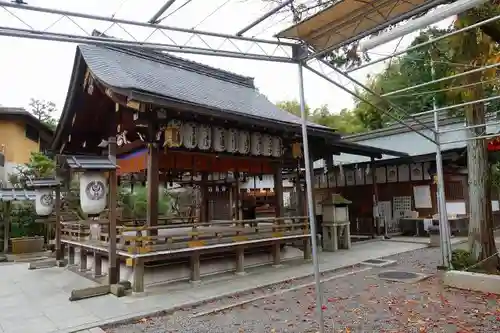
[8,202,43,238]
[451,249,476,270]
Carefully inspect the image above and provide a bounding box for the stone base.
[443,270,500,294]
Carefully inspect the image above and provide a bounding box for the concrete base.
[443,270,500,294]
[28,258,57,270]
[69,285,110,301]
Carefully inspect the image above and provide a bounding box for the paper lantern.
[181,122,197,149]
[213,127,226,152]
[262,135,273,156]
[226,128,238,153]
[197,124,212,150]
[250,132,262,156]
[35,189,54,216]
[164,120,183,148]
[271,136,282,157]
[238,131,250,154]
[80,172,107,215]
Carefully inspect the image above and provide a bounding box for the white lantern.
[272,136,283,157]
[213,127,226,152]
[165,120,183,148]
[251,132,262,156]
[238,131,250,154]
[262,135,273,156]
[80,172,107,215]
[197,124,212,150]
[35,189,54,216]
[226,128,238,153]
[182,122,197,149]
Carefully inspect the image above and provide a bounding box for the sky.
[0,0,437,119]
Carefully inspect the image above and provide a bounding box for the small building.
[311,113,500,236]
[0,107,54,187]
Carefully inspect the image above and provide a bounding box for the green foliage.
[1,202,43,238]
[119,186,171,219]
[451,249,476,271]
[276,100,366,134]
[28,98,58,130]
[8,152,55,188]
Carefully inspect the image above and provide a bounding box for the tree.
[446,8,500,268]
[8,152,55,188]
[276,100,366,134]
[29,98,58,130]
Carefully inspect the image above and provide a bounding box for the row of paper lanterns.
[165,120,283,157]
[35,172,108,217]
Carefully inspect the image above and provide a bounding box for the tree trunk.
[466,95,499,269]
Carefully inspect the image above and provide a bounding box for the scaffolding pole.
[0,1,295,62]
[148,0,178,23]
[346,13,500,73]
[297,61,325,333]
[236,0,293,36]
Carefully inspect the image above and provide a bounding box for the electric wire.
[366,51,483,69]
[387,78,500,98]
[156,0,193,23]
[192,0,232,29]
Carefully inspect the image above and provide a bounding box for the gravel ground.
[104,247,500,333]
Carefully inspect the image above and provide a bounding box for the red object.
[488,137,500,152]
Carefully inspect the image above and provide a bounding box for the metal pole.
[410,95,500,117]
[346,12,500,73]
[441,132,500,145]
[0,27,294,63]
[303,64,437,144]
[297,62,325,333]
[430,57,452,268]
[148,0,177,23]
[303,0,449,61]
[382,61,500,97]
[0,1,295,46]
[439,120,500,134]
[318,59,437,135]
[236,0,293,36]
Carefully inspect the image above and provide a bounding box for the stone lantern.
[321,194,352,252]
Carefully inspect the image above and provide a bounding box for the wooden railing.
[61,216,310,254]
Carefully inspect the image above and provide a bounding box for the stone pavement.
[0,240,430,333]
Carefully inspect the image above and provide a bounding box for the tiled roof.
[78,44,327,129]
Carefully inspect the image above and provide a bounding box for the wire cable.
[156,0,193,23]
[192,0,232,29]
[387,78,500,98]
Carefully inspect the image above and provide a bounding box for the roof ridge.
[89,30,255,88]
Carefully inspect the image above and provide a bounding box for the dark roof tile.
[78,44,327,129]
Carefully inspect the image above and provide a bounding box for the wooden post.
[68,245,75,265]
[108,137,119,284]
[93,251,102,277]
[55,186,62,260]
[272,242,281,267]
[235,246,245,275]
[132,258,145,293]
[79,247,87,271]
[371,157,380,236]
[200,172,209,223]
[273,166,284,218]
[235,176,242,221]
[147,143,159,236]
[190,252,201,283]
[229,184,234,220]
[3,201,11,253]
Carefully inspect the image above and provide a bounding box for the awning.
[276,0,446,54]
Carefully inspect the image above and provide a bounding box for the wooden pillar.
[273,166,284,218]
[303,237,311,260]
[235,176,242,221]
[229,184,234,220]
[147,143,159,236]
[200,172,209,223]
[132,258,145,293]
[235,246,245,275]
[93,251,102,277]
[55,186,62,260]
[3,201,11,253]
[371,158,381,236]
[108,137,119,284]
[295,168,304,216]
[68,246,75,265]
[272,242,281,267]
[79,247,87,271]
[190,252,201,283]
